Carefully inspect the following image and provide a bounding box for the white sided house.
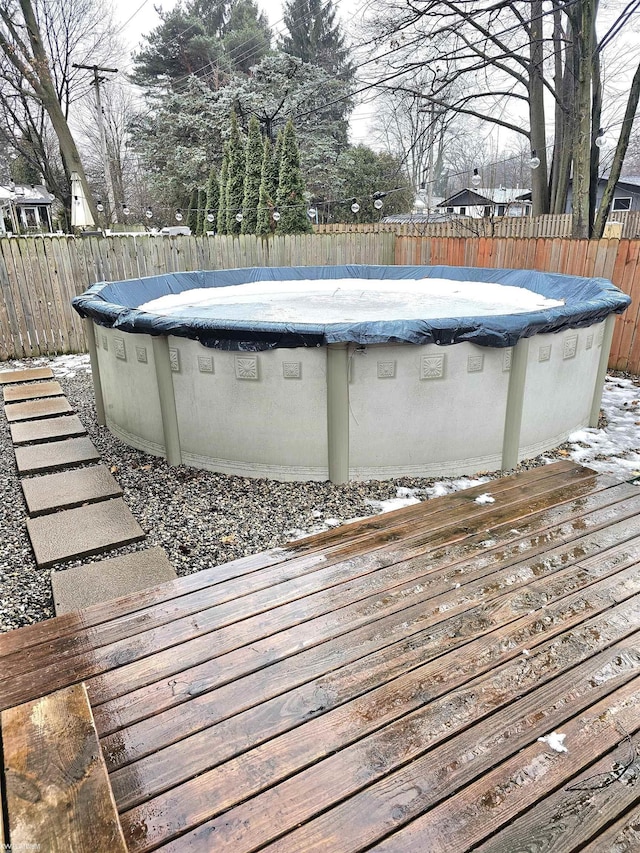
[437,187,532,219]
[0,184,55,234]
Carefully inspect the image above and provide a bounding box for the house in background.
[436,187,532,218]
[565,175,640,214]
[0,184,55,234]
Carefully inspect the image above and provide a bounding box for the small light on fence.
[374,198,383,210]
[272,209,281,222]
[529,150,540,170]
[122,203,130,215]
[175,209,183,221]
[471,168,482,187]
[145,207,153,219]
[235,211,243,223]
[595,128,605,148]
[206,210,215,223]
[351,199,360,214]
[96,198,104,212]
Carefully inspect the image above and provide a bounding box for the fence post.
[152,335,182,466]
[502,337,530,470]
[326,343,350,483]
[589,315,616,428]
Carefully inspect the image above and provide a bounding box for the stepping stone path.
[10,414,87,445]
[22,465,123,516]
[2,380,63,403]
[0,366,176,614]
[15,436,101,475]
[4,397,73,421]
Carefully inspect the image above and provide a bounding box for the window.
[483,206,492,217]
[497,205,506,216]
[446,207,454,213]
[612,197,632,211]
[458,206,466,215]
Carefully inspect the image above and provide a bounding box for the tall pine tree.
[275,120,312,234]
[281,0,354,80]
[187,187,199,233]
[204,166,219,233]
[197,187,207,235]
[217,144,230,234]
[256,135,278,236]
[241,115,263,234]
[225,111,246,235]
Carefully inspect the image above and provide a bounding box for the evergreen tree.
[217,145,230,234]
[241,115,263,233]
[197,187,207,234]
[275,120,312,234]
[222,0,272,75]
[204,166,219,233]
[281,0,354,80]
[256,136,277,236]
[225,111,246,235]
[187,187,199,233]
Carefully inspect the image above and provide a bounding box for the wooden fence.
[315,210,640,239]
[0,231,395,361]
[2,230,640,374]
[395,235,640,372]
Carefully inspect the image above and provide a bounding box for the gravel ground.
[0,355,615,634]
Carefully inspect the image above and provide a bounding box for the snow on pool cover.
[139,278,564,324]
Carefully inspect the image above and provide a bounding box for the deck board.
[0,461,639,852]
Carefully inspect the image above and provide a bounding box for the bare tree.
[0,0,119,223]
[360,0,640,237]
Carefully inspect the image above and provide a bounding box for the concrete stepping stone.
[22,464,122,516]
[26,498,145,568]
[10,415,87,446]
[51,547,177,615]
[4,397,73,422]
[15,437,101,476]
[0,366,54,385]
[3,380,63,403]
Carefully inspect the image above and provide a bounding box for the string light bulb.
[373,191,385,210]
[374,198,383,210]
[595,128,605,148]
[529,150,541,170]
[272,209,281,222]
[122,202,130,215]
[307,206,317,219]
[206,210,215,223]
[145,207,153,219]
[175,209,183,221]
[235,211,243,223]
[351,199,360,214]
[96,199,104,212]
[471,168,482,187]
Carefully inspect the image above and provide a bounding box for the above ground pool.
[73,264,630,482]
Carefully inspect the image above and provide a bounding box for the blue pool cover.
[71,264,631,351]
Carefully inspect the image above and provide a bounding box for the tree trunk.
[529,0,549,215]
[593,58,640,238]
[570,0,596,239]
[18,0,98,225]
[588,7,602,233]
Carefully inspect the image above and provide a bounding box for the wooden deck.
[1,460,640,851]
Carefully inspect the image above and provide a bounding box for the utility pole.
[72,63,118,222]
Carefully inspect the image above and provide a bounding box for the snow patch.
[474,493,496,505]
[139,277,564,324]
[538,732,568,753]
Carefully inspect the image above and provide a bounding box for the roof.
[438,187,532,207]
[0,184,55,205]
